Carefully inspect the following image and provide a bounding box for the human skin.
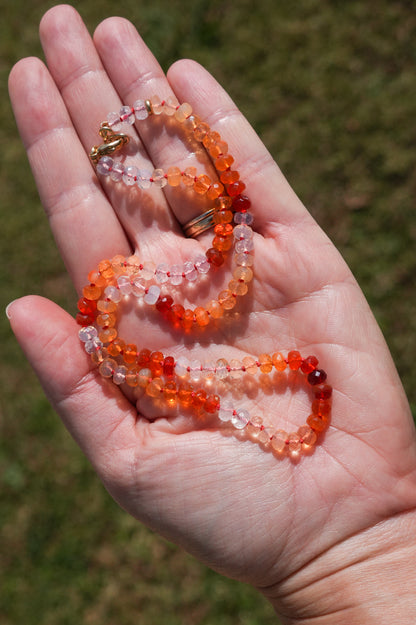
[7,5,416,623]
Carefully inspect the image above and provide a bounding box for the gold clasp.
[89,123,130,165]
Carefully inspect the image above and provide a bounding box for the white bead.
[104,285,122,303]
[155,264,169,283]
[231,409,249,430]
[189,360,201,381]
[218,400,233,422]
[117,275,132,295]
[85,338,103,354]
[133,99,148,120]
[233,224,253,240]
[183,261,197,282]
[113,365,128,384]
[194,255,210,274]
[143,285,160,305]
[107,111,121,128]
[131,276,146,297]
[169,264,183,286]
[78,326,98,342]
[119,105,135,124]
[122,166,138,186]
[137,169,152,189]
[175,357,189,377]
[140,262,156,281]
[110,161,125,182]
[235,239,254,253]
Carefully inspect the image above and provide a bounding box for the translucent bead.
[96,312,116,329]
[233,266,253,283]
[169,264,183,286]
[257,427,273,445]
[271,430,288,453]
[113,365,128,385]
[137,368,152,388]
[232,409,249,429]
[99,358,117,378]
[194,255,210,274]
[206,182,224,200]
[242,356,257,375]
[215,358,229,380]
[207,299,224,319]
[298,425,317,447]
[194,174,211,195]
[122,166,138,185]
[189,360,202,382]
[312,399,331,416]
[117,275,132,295]
[85,338,103,353]
[163,356,175,377]
[167,166,182,186]
[110,160,125,182]
[288,433,301,454]
[104,285,122,303]
[235,239,254,253]
[107,111,121,128]
[178,383,193,406]
[193,122,210,141]
[306,414,327,432]
[218,290,236,310]
[135,169,152,189]
[143,285,161,305]
[125,369,139,387]
[151,95,163,115]
[313,384,333,400]
[206,248,224,267]
[164,381,177,404]
[301,355,319,374]
[96,156,113,175]
[234,252,254,267]
[98,327,117,343]
[175,357,189,377]
[97,300,117,313]
[152,168,167,188]
[228,279,248,296]
[175,102,192,122]
[133,99,148,120]
[183,261,197,282]
[229,359,243,379]
[123,344,137,364]
[155,264,169,283]
[163,96,179,116]
[119,105,135,124]
[234,212,254,225]
[140,262,155,281]
[79,326,98,342]
[205,394,220,414]
[308,369,328,386]
[146,378,163,398]
[218,400,233,422]
[233,224,253,241]
[246,416,263,437]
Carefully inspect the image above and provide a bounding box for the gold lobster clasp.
[89,123,130,165]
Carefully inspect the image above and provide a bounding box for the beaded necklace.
[78,97,332,456]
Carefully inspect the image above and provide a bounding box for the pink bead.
[110,161,125,182]
[96,156,113,175]
[119,105,135,124]
[133,99,148,120]
[122,166,138,185]
[137,169,152,189]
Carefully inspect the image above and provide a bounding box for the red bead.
[226,181,246,196]
[308,369,327,385]
[156,294,174,313]
[313,384,333,400]
[232,194,251,212]
[77,297,97,315]
[150,351,164,377]
[301,355,319,374]
[206,247,224,267]
[137,348,151,367]
[163,356,175,377]
[192,389,207,409]
[204,394,220,414]
[287,350,302,371]
[76,313,95,326]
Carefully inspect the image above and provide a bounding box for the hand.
[8,5,416,622]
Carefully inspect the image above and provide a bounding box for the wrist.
[261,510,416,624]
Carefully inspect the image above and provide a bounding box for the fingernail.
[6,300,17,320]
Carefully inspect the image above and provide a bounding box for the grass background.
[1,1,415,623]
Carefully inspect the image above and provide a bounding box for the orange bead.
[242,356,257,375]
[193,122,210,141]
[228,279,248,296]
[182,166,197,186]
[137,348,151,367]
[218,290,236,310]
[214,196,233,210]
[272,352,287,372]
[167,166,182,186]
[207,299,224,319]
[137,368,152,388]
[298,425,317,447]
[97,299,118,313]
[312,399,331,416]
[215,154,234,171]
[178,382,193,406]
[83,284,102,300]
[98,259,114,279]
[213,209,233,225]
[233,266,253,283]
[212,235,233,251]
[258,353,273,373]
[195,307,210,327]
[107,338,126,357]
[306,414,328,432]
[194,174,211,195]
[99,327,117,343]
[204,394,220,414]
[146,378,163,398]
[123,344,137,364]
[181,309,195,331]
[87,271,107,288]
[96,313,116,328]
[163,381,177,404]
[206,182,224,200]
[202,130,221,148]
[174,102,192,122]
[192,389,207,409]
[125,368,139,387]
[220,170,240,184]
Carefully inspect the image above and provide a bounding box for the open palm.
[8,5,416,619]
